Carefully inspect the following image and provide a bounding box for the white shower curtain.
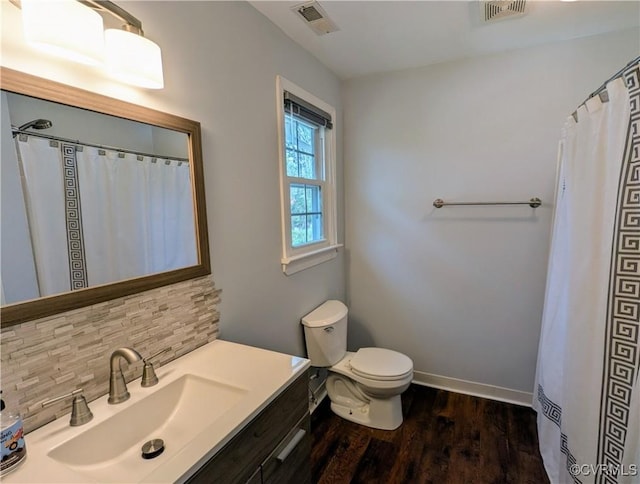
[534,62,640,484]
[16,136,70,297]
[76,147,196,287]
[15,138,197,296]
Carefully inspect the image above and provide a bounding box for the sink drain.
[141,439,165,460]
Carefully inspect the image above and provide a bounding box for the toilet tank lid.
[301,300,348,327]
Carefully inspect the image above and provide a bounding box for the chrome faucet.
[108,347,143,404]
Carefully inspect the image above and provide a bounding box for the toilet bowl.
[327,349,413,430]
[301,301,413,430]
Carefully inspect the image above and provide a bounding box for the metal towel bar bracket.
[433,197,542,209]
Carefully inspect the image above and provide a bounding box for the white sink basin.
[48,374,246,483]
[4,340,309,484]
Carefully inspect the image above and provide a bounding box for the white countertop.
[4,340,310,483]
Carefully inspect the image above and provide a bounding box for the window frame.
[276,76,340,275]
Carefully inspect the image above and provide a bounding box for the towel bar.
[433,197,542,208]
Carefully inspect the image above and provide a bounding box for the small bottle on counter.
[0,391,27,476]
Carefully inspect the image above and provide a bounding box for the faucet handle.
[141,348,170,388]
[144,347,170,363]
[42,389,93,426]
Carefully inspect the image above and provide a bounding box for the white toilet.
[301,300,413,430]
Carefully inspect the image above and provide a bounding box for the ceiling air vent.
[481,0,527,22]
[292,1,339,36]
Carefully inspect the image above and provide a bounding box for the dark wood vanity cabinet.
[186,370,311,484]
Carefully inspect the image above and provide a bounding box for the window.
[277,76,340,274]
[286,116,323,247]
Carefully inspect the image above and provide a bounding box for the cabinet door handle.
[275,429,306,463]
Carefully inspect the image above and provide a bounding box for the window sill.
[281,244,343,275]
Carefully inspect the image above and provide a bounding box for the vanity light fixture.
[91,0,164,89]
[20,0,104,66]
[104,28,163,89]
[13,0,164,89]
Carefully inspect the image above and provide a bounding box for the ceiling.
[249,1,640,80]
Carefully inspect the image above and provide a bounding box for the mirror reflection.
[1,91,198,306]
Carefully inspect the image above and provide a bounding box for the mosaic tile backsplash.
[1,275,220,432]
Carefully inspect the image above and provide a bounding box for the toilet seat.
[350,348,413,381]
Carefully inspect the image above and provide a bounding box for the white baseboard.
[412,370,533,407]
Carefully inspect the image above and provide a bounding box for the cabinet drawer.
[261,413,311,484]
[186,370,309,484]
[246,467,262,484]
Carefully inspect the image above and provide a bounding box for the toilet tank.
[301,300,348,367]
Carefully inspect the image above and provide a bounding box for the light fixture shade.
[21,0,104,66]
[104,29,164,89]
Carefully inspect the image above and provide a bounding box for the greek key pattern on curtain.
[61,143,88,291]
[537,385,582,483]
[597,63,640,484]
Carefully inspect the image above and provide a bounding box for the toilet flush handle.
[324,326,334,333]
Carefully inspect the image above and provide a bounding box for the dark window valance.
[284,91,333,129]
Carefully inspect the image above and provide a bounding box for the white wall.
[0,1,345,357]
[343,28,640,395]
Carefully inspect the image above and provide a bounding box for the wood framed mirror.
[1,68,210,327]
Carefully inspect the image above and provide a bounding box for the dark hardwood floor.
[311,384,549,484]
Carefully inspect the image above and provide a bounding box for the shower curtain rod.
[585,55,640,101]
[11,128,189,163]
[571,55,640,122]
[575,55,640,112]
